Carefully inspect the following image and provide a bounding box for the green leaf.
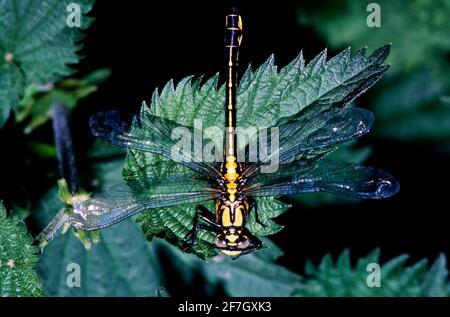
[0,0,95,127]
[38,217,168,296]
[0,61,23,126]
[294,249,450,296]
[78,68,112,86]
[336,249,351,270]
[145,46,389,129]
[421,254,448,296]
[26,141,57,159]
[125,46,390,258]
[0,202,43,296]
[150,238,303,296]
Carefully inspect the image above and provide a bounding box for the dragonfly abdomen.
[225,13,243,48]
[224,12,243,197]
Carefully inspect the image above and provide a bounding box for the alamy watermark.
[66,3,82,28]
[66,263,81,288]
[366,3,381,28]
[63,261,382,289]
[366,263,381,288]
[169,120,280,173]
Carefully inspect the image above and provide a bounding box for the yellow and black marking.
[223,12,243,202]
[182,10,264,258]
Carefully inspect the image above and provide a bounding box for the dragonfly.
[70,9,400,258]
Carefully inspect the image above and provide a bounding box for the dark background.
[5,0,448,274]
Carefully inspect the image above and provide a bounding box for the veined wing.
[277,107,373,162]
[246,159,399,199]
[90,110,221,178]
[70,176,217,230]
[242,106,374,177]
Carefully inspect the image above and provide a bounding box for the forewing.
[89,110,221,177]
[70,176,216,230]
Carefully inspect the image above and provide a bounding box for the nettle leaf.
[150,238,303,296]
[294,249,450,296]
[0,202,43,296]
[0,0,94,127]
[124,46,389,259]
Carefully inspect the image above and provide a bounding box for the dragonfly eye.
[214,235,227,248]
[237,236,250,249]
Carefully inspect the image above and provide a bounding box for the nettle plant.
[0,0,449,297]
[34,45,449,296]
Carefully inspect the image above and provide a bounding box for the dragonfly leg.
[182,205,219,252]
[248,196,266,227]
[195,205,221,228]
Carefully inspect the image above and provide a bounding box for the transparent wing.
[278,107,373,162]
[246,159,400,199]
[90,110,221,177]
[70,176,217,230]
[242,106,374,177]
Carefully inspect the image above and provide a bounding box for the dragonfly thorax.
[215,197,250,257]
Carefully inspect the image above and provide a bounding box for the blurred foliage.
[294,249,450,296]
[372,69,450,142]
[0,202,43,296]
[149,238,303,296]
[0,68,109,214]
[296,0,450,143]
[0,0,95,127]
[297,0,450,71]
[124,45,389,258]
[17,68,111,134]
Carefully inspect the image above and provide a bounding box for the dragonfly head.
[214,228,250,257]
